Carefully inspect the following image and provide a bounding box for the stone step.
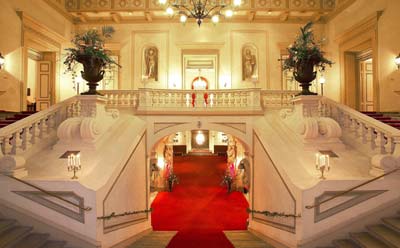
[224,231,274,248]
[382,217,400,233]
[40,241,67,248]
[0,220,16,234]
[11,233,49,248]
[350,232,390,248]
[126,231,176,248]
[0,226,32,248]
[332,239,360,248]
[367,225,400,248]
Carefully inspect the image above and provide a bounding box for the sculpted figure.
[145,47,158,81]
[242,48,256,80]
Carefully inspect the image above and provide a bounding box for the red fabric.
[191,93,196,107]
[204,92,208,105]
[151,156,249,248]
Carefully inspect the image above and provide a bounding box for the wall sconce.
[0,53,5,70]
[319,75,326,96]
[67,152,81,179]
[315,152,330,179]
[395,53,400,69]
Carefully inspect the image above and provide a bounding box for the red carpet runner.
[151,155,249,248]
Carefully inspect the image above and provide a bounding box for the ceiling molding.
[43,0,344,25]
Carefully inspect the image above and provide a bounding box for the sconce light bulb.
[233,0,241,6]
[225,9,233,17]
[211,15,219,23]
[166,7,174,15]
[180,14,187,23]
[319,76,326,84]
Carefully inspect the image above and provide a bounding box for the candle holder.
[67,152,81,179]
[315,152,330,179]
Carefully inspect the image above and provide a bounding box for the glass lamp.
[0,53,5,70]
[395,53,400,69]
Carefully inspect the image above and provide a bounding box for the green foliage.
[64,26,120,72]
[283,22,333,72]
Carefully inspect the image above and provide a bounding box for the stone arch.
[148,121,252,154]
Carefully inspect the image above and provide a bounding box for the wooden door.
[36,61,52,111]
[359,59,374,111]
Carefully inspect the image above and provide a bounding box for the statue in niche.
[242,46,257,81]
[144,46,158,81]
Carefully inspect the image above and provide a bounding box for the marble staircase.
[224,231,275,248]
[125,231,176,248]
[324,210,400,248]
[0,218,76,248]
[362,112,400,130]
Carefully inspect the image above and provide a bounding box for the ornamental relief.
[64,0,335,11]
[289,0,321,9]
[255,0,287,9]
[114,0,145,9]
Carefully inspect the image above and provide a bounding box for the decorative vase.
[76,54,105,95]
[168,181,173,192]
[293,61,318,96]
[227,181,232,193]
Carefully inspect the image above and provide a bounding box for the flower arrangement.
[64,26,119,72]
[64,26,120,95]
[283,22,333,72]
[167,173,179,192]
[221,173,234,193]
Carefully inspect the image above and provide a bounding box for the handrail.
[97,208,152,220]
[1,174,92,211]
[305,167,400,210]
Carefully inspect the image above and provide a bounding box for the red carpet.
[151,155,249,248]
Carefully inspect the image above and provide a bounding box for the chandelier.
[158,0,242,26]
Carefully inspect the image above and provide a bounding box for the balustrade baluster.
[39,118,48,139]
[21,126,32,151]
[10,131,22,155]
[3,135,12,155]
[361,123,367,144]
[376,131,387,154]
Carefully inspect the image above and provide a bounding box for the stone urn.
[293,61,317,95]
[76,54,105,95]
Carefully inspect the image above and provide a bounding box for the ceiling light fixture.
[159,0,241,27]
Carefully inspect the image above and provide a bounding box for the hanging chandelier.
[158,0,242,26]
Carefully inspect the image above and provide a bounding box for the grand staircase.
[0,218,76,248]
[0,111,36,129]
[325,211,400,248]
[362,112,400,130]
[125,231,176,248]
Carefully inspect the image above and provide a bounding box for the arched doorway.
[149,130,251,246]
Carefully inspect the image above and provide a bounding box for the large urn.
[293,61,318,95]
[76,54,105,95]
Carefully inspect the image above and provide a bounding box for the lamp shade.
[395,53,400,68]
[0,53,4,69]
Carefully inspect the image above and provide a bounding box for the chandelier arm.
[181,5,197,17]
[204,5,223,17]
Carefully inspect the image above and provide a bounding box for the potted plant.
[64,26,120,95]
[283,22,333,95]
[221,173,234,193]
[167,173,179,192]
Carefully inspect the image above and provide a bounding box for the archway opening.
[149,129,250,246]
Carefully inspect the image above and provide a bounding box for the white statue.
[242,47,257,80]
[145,47,158,81]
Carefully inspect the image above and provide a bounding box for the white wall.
[77,22,325,91]
[325,0,400,111]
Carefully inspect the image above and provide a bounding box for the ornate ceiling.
[44,0,355,24]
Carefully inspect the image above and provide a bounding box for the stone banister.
[320,97,400,156]
[101,88,298,114]
[0,97,80,156]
